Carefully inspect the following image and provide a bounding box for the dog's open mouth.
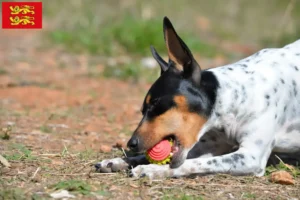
[147,135,185,168]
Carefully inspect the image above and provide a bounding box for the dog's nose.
[127,136,139,151]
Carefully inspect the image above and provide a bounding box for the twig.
[0,154,10,167]
[29,167,40,182]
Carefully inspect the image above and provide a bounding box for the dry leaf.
[270,171,294,185]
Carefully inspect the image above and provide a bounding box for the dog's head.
[127,17,212,168]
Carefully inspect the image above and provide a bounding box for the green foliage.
[4,143,36,161]
[49,15,219,58]
[0,189,26,200]
[40,124,53,133]
[242,193,256,199]
[266,160,300,177]
[51,180,92,195]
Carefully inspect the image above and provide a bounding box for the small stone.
[99,144,112,153]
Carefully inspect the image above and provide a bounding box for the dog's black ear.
[163,17,201,85]
[150,46,168,74]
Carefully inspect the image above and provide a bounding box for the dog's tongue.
[147,140,171,161]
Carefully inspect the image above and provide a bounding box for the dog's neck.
[197,68,246,144]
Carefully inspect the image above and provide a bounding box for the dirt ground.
[0,28,299,200]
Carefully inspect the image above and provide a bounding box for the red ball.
[147,140,172,161]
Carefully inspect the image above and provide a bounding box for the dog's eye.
[148,98,160,111]
[150,98,159,106]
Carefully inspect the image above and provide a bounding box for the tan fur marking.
[137,95,207,150]
[146,94,151,105]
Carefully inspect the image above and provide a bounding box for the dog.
[95,17,300,179]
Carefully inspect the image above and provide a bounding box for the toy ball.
[145,140,173,165]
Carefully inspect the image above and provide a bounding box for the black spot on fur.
[280,79,285,84]
[271,140,276,147]
[234,90,238,100]
[295,66,299,71]
[251,156,256,160]
[265,95,270,99]
[296,53,300,56]
[241,161,245,166]
[228,67,233,71]
[275,114,277,119]
[215,112,221,117]
[232,154,244,162]
[284,105,287,112]
[212,159,217,163]
[274,88,277,93]
[222,158,233,164]
[255,60,261,64]
[207,161,212,165]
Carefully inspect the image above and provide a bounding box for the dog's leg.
[95,155,149,173]
[131,148,267,179]
[131,126,276,179]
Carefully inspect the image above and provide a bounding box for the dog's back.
[207,40,300,154]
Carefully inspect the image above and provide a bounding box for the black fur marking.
[234,90,238,100]
[294,66,299,71]
[271,140,276,147]
[241,161,245,166]
[212,159,217,163]
[251,156,256,160]
[232,154,244,162]
[207,161,212,165]
[222,158,233,164]
[280,78,285,84]
[296,53,300,56]
[275,114,277,119]
[265,95,270,99]
[284,105,287,112]
[228,67,233,71]
[199,71,220,115]
[274,88,277,93]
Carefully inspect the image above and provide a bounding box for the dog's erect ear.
[163,17,202,85]
[150,46,168,74]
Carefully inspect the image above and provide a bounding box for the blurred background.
[1,0,300,162]
[1,0,300,156]
[1,1,300,199]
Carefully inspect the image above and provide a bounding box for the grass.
[266,160,300,177]
[49,14,220,58]
[51,180,92,195]
[0,188,27,200]
[39,124,53,133]
[4,143,36,161]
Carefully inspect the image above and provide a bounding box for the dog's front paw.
[95,158,129,173]
[130,164,171,179]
